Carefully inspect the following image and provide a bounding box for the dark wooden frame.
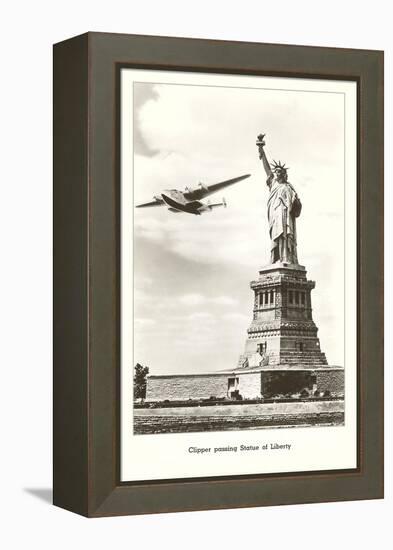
[53,32,384,517]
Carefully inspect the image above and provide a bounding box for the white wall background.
[0,1,390,548]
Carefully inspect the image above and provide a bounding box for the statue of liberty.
[256,134,302,264]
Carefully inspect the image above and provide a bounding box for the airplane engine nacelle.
[198,182,209,192]
[198,204,212,213]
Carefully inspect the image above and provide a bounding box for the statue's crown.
[271,160,289,172]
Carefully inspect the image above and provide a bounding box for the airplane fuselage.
[161,192,202,215]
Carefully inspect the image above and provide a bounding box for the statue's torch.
[256,133,266,160]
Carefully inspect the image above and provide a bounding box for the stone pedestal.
[238,262,328,369]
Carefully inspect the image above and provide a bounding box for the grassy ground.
[133,400,344,434]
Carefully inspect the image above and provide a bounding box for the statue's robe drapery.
[267,176,301,264]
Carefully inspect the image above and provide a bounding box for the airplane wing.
[184,174,251,200]
[204,174,251,197]
[135,198,164,208]
[185,200,204,210]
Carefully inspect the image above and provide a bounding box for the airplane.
[135,174,251,215]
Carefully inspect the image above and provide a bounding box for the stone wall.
[146,372,262,402]
[315,369,344,395]
[261,371,315,396]
[237,373,261,399]
[260,369,344,396]
[146,374,228,401]
[145,368,344,402]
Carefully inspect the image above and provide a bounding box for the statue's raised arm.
[256,134,273,182]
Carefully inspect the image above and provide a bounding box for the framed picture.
[53,32,384,516]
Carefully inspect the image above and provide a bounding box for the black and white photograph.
[120,69,357,482]
[130,76,350,434]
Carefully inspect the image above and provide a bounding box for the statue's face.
[275,170,288,183]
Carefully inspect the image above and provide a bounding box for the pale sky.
[131,79,345,374]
